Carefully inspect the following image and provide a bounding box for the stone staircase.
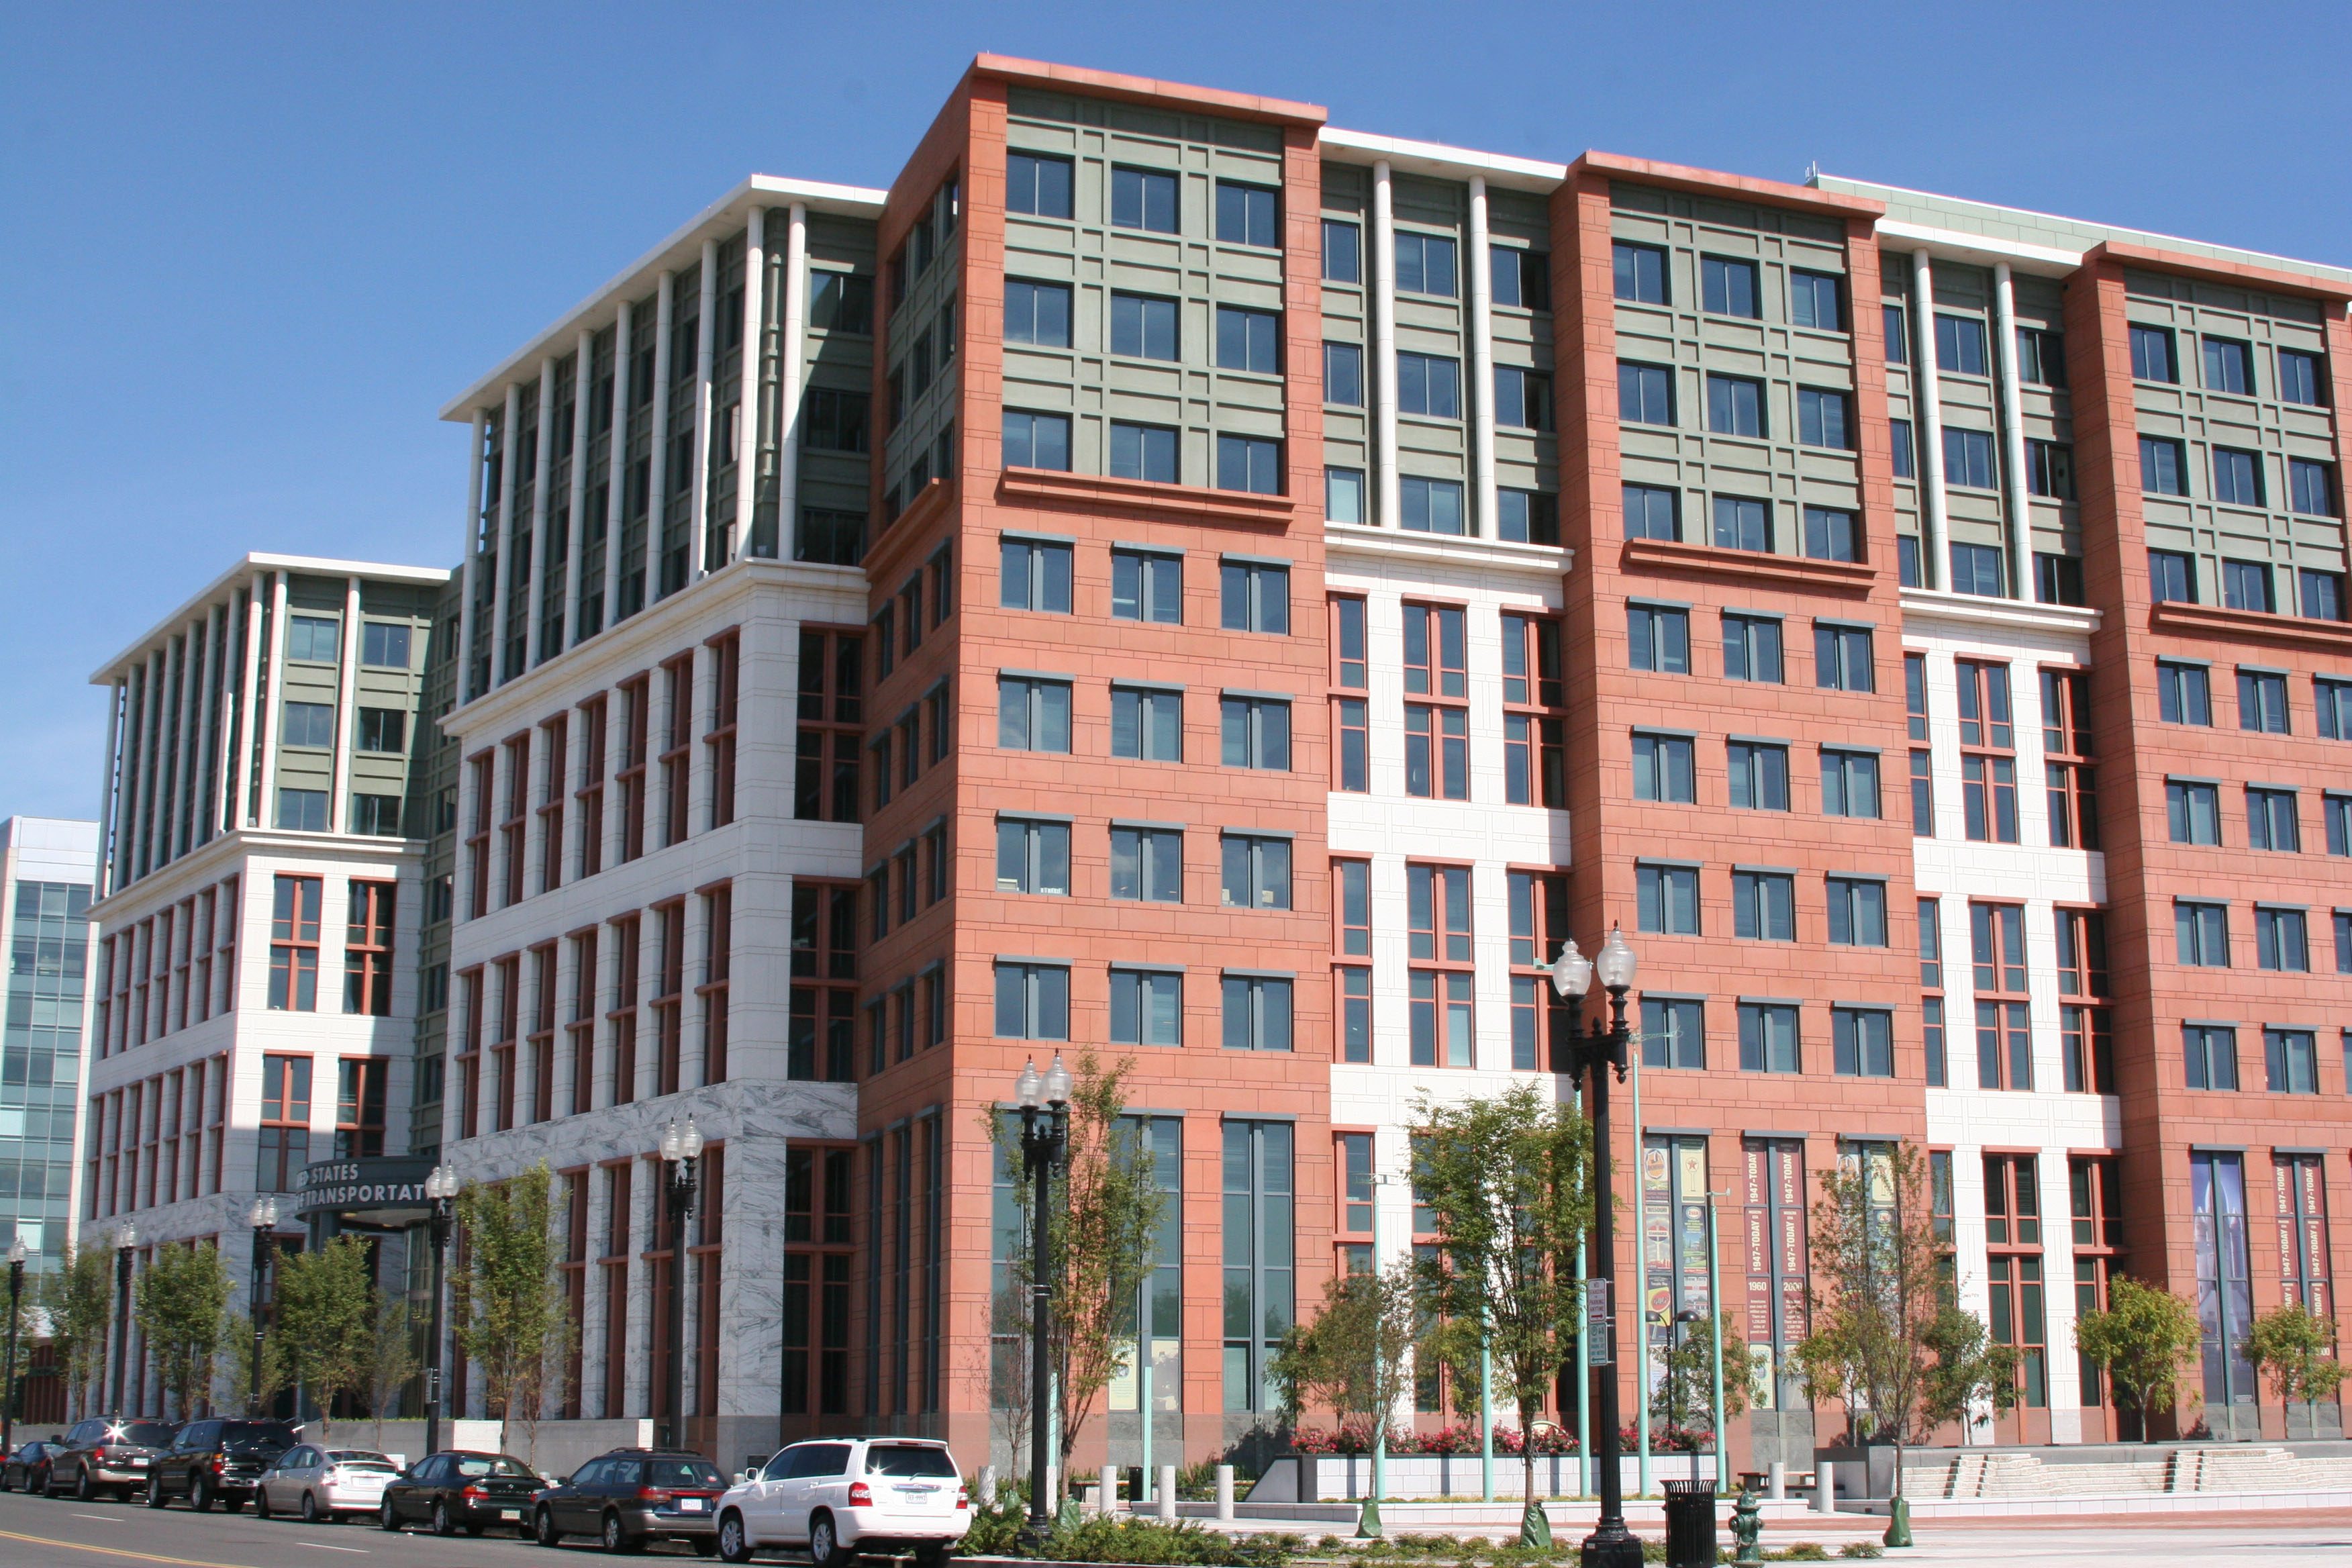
[1900,1445,2352,1500]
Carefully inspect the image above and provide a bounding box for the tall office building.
[91,56,2348,1459]
[81,554,449,1417]
[1,818,98,1280]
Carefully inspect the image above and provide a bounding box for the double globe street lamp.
[4,1238,27,1453]
[246,1197,280,1414]
[111,1224,138,1415]
[1012,1053,1073,1547]
[422,1164,460,1455]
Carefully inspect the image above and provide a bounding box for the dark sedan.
[377,1450,544,1537]
[0,1441,60,1493]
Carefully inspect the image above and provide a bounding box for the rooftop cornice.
[91,552,450,685]
[1899,587,2102,638]
[1575,151,1883,220]
[1316,128,1565,193]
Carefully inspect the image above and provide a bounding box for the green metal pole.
[1707,1195,1728,1490]
[1480,1342,1493,1501]
[1139,1346,1153,1506]
[1632,1052,1651,1498]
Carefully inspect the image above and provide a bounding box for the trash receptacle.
[1661,1478,1718,1568]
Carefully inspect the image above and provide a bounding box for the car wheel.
[255,1487,273,1520]
[379,1499,401,1532]
[603,1510,644,1554]
[191,1475,214,1512]
[431,1500,456,1537]
[535,1506,562,1547]
[146,1476,167,1508]
[809,1513,847,1568]
[717,1512,754,1565]
[301,1491,322,1524]
[915,1542,951,1568]
[75,1467,94,1502]
[224,1493,245,1514]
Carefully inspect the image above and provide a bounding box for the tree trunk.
[1522,1414,1536,1511]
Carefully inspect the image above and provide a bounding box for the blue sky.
[5,0,2348,820]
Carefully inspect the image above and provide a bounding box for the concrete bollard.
[1158,1465,1177,1522]
[1101,1466,1119,1515]
[1215,1464,1236,1521]
[1813,1464,1834,1514]
[1767,1461,1784,1502]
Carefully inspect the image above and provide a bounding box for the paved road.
[0,1485,710,1568]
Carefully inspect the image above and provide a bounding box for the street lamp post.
[4,1238,27,1452]
[1014,1055,1071,1548]
[422,1165,458,1456]
[1671,1309,1703,1481]
[110,1226,137,1416]
[658,1118,704,1452]
[1551,927,1643,1568]
[246,1197,280,1415]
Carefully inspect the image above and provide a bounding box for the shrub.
[1837,1545,1884,1559]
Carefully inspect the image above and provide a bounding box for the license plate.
[680,1498,706,1512]
[128,1459,148,1467]
[501,1509,521,1520]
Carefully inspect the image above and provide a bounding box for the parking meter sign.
[1586,1279,1612,1366]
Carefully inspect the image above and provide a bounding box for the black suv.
[531,1448,725,1553]
[44,1417,178,1501]
[145,1418,298,1511]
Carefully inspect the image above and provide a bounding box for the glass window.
[2202,336,2254,395]
[1221,560,1288,633]
[2167,779,2221,845]
[1491,247,1550,310]
[2016,326,2066,387]
[1883,304,1908,364]
[2213,449,2264,508]
[1618,362,1674,426]
[1108,421,1179,483]
[1712,495,1771,552]
[2159,660,2211,724]
[1110,685,1182,762]
[1891,418,1916,480]
[1797,389,1849,449]
[1216,307,1281,374]
[2316,678,2352,740]
[1707,374,1764,437]
[2247,787,2300,852]
[2175,900,2229,967]
[1632,732,1696,803]
[1220,696,1291,770]
[2129,324,2176,383]
[1110,969,1183,1046]
[1790,270,1843,331]
[809,271,874,335]
[2324,792,2352,856]
[1003,280,1071,347]
[1636,865,1700,935]
[1495,366,1550,430]
[1323,342,1363,406]
[1400,476,1466,535]
[1641,997,1705,1068]
[993,963,1070,1039]
[1815,624,1873,691]
[1821,750,1881,819]
[1944,427,1997,489]
[281,701,335,748]
[1738,1003,1800,1073]
[2139,437,2186,496]
[1001,411,1070,472]
[1393,232,1457,297]
[1833,1008,1894,1077]
[1613,242,1667,304]
[1826,877,1888,946]
[1732,871,1796,941]
[996,676,1072,752]
[2289,459,2337,518]
[1322,220,1361,283]
[2255,909,2309,974]
[2277,348,2324,406]
[2035,552,2085,606]
[1804,507,1856,562]
[1934,314,1988,375]
[275,789,328,832]
[1111,549,1181,624]
[1216,436,1282,495]
[2026,439,2074,499]
[2239,669,2290,734]
[1110,825,1182,901]
[1628,603,1689,674]
[1498,489,1557,545]
[2184,1024,2237,1089]
[995,818,1071,896]
[1222,976,1293,1051]
[1006,152,1074,219]
[1110,293,1179,360]
[1326,467,1365,525]
[287,616,339,662]
[1403,704,1468,799]
[1397,352,1461,419]
[1701,256,1759,317]
[999,538,1072,612]
[1112,166,1178,233]
[359,622,411,670]
[1724,614,1783,683]
[1338,968,1371,1063]
[2265,1028,2318,1093]
[1951,541,2005,597]
[1623,484,1679,541]
[1727,740,1790,811]
[2149,548,2195,603]
[1216,182,1278,248]
[1220,835,1291,910]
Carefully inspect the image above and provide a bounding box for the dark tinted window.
[605,1460,642,1486]
[646,1459,725,1487]
[219,1422,297,1450]
[452,1454,538,1478]
[179,1422,220,1448]
[800,1444,852,1477]
[865,1444,959,1478]
[119,1423,179,1447]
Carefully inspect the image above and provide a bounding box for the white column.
[1467,175,1498,538]
[602,684,629,879]
[136,652,164,875]
[116,669,144,886]
[526,356,556,669]
[775,203,810,560]
[2036,1148,2084,1442]
[525,721,552,899]
[328,577,362,834]
[645,272,677,604]
[1992,262,2034,601]
[690,239,718,581]
[604,303,632,624]
[232,575,265,828]
[550,934,579,1121]
[96,679,123,897]
[456,409,487,703]
[197,603,225,847]
[565,328,594,650]
[648,656,677,852]
[255,571,289,830]
[679,892,709,1089]
[1910,249,1948,591]
[730,208,764,567]
[494,383,523,683]
[167,624,197,863]
[1371,160,1400,530]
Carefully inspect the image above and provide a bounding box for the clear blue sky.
[5,1,2348,821]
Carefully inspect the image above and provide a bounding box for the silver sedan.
[256,1447,399,1523]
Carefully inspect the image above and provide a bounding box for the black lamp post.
[4,1238,26,1452]
[1014,1053,1071,1548]
[1551,927,1641,1568]
[422,1164,458,1456]
[246,1197,280,1416]
[658,1117,703,1453]
[110,1225,137,1416]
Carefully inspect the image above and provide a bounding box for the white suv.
[716,1437,968,1567]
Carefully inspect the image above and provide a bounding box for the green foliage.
[2074,1275,2202,1442]
[362,1302,424,1443]
[1271,1262,1416,1432]
[1649,1308,1765,1434]
[273,1236,376,1432]
[1919,1301,2020,1434]
[963,1498,1298,1565]
[1409,1083,1593,1513]
[134,1242,234,1418]
[40,1244,113,1415]
[1836,1545,1883,1560]
[982,1051,1167,1500]
[452,1163,569,1439]
[2243,1299,2348,1411]
[224,1313,291,1414]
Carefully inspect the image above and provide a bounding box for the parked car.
[377,1450,544,1537]
[714,1437,967,1567]
[45,1417,179,1502]
[144,1418,299,1511]
[532,1447,726,1554]
[0,1440,61,1493]
[256,1446,398,1523]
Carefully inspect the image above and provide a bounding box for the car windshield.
[452,1455,538,1479]
[107,1424,180,1448]
[646,1459,724,1488]
[865,1445,959,1479]
[219,1422,297,1451]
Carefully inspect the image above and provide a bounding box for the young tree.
[40,1245,113,1418]
[2074,1275,2202,1442]
[274,1236,377,1434]
[1918,1302,2020,1439]
[361,1302,424,1448]
[224,1314,293,1418]
[981,1051,1165,1503]
[2243,1300,2348,1432]
[1409,1082,1593,1542]
[1270,1262,1416,1442]
[452,1165,567,1461]
[1650,1309,1767,1438]
[134,1243,234,1420]
[1790,1140,1958,1495]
